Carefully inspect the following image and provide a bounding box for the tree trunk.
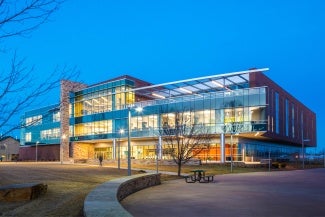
[177,162,182,176]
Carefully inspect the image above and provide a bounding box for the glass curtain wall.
[73,85,267,161]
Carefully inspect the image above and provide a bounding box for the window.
[53,112,60,122]
[285,99,289,137]
[25,132,32,142]
[275,92,279,134]
[41,128,60,139]
[26,115,42,126]
[74,120,112,136]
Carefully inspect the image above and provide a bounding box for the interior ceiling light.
[211,80,224,88]
[152,93,165,99]
[84,101,92,106]
[179,87,192,94]
[101,96,108,101]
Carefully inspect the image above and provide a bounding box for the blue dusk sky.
[5,0,325,151]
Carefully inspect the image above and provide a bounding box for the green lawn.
[132,161,325,177]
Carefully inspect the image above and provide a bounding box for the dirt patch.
[0,163,129,217]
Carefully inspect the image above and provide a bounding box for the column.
[113,139,116,159]
[220,133,225,163]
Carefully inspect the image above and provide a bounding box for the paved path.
[122,168,325,217]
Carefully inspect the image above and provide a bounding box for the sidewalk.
[122,168,325,217]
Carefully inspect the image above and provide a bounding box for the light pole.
[35,141,39,162]
[4,144,7,161]
[230,133,233,173]
[61,134,66,164]
[118,129,124,170]
[156,136,162,174]
[127,106,143,176]
[302,138,310,169]
[127,107,131,176]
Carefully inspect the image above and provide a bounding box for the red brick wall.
[250,72,316,147]
[18,145,60,161]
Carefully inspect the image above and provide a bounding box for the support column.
[113,139,116,159]
[60,80,87,163]
[220,133,225,163]
[158,136,162,159]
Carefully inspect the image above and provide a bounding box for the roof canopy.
[132,68,269,100]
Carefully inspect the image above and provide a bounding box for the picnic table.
[184,169,214,183]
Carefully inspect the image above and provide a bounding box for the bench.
[184,175,196,183]
[201,175,214,183]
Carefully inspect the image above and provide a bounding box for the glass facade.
[20,71,316,163]
[20,104,61,145]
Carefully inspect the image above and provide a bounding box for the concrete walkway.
[121,168,325,217]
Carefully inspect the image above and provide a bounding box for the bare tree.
[0,0,63,39]
[0,0,80,136]
[159,111,213,176]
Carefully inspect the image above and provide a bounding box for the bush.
[272,162,287,169]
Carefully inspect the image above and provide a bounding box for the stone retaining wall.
[0,183,47,202]
[84,173,161,217]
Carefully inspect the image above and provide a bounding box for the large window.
[160,110,215,128]
[130,115,158,131]
[26,115,42,126]
[74,120,113,136]
[53,112,60,122]
[41,128,60,139]
[73,85,135,117]
[25,132,32,142]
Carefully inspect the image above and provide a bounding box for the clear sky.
[5,0,325,151]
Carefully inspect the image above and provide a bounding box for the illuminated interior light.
[135,107,143,112]
[180,87,192,94]
[84,101,92,106]
[152,93,166,99]
[101,97,108,102]
[93,98,99,104]
[225,87,233,91]
[212,80,224,88]
[254,132,260,136]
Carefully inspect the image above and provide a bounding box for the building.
[0,136,20,161]
[19,68,317,163]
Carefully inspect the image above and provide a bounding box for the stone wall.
[73,143,94,160]
[117,173,161,201]
[0,183,47,202]
[60,80,87,162]
[84,173,161,217]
